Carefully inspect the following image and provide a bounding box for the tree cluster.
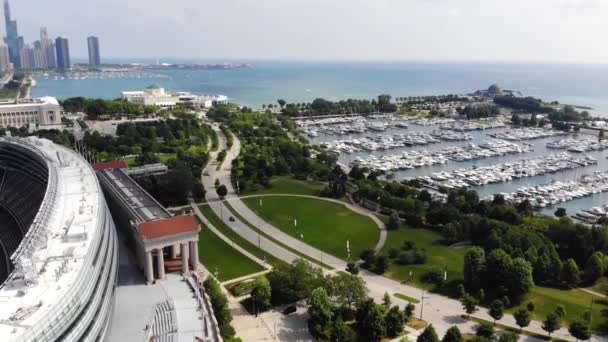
[61,97,158,119]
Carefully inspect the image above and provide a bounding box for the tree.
[326,273,367,311]
[308,288,333,339]
[330,317,355,342]
[562,258,581,288]
[360,304,386,342]
[135,151,160,166]
[277,99,286,108]
[461,293,478,317]
[569,320,591,341]
[511,114,521,126]
[375,256,390,274]
[513,308,531,332]
[383,292,392,308]
[360,249,376,269]
[418,325,439,342]
[555,207,567,217]
[385,306,406,337]
[488,299,504,323]
[387,211,400,230]
[251,276,271,312]
[404,303,416,320]
[442,326,463,342]
[555,304,566,319]
[346,261,359,275]
[527,301,535,312]
[463,247,486,290]
[583,251,604,285]
[542,313,560,337]
[498,332,519,342]
[216,184,228,198]
[476,322,495,339]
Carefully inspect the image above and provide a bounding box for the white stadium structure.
[0,136,118,341]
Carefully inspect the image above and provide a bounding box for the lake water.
[33,60,608,115]
[307,124,608,217]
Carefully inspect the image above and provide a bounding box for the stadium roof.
[137,215,198,240]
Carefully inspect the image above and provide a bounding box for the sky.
[8,0,608,63]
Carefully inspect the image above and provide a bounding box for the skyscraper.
[55,37,70,70]
[87,36,101,66]
[3,0,23,68]
[0,43,10,71]
[39,27,55,69]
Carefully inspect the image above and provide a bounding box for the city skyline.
[4,0,608,63]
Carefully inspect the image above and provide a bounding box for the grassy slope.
[196,217,264,282]
[241,196,379,261]
[379,226,468,290]
[198,204,284,267]
[506,286,608,332]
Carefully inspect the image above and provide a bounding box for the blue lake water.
[33,60,608,115]
[33,59,608,217]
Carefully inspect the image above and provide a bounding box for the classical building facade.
[0,97,62,127]
[94,162,201,284]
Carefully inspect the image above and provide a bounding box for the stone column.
[181,242,189,274]
[189,241,198,270]
[156,247,165,280]
[145,250,154,284]
[171,244,178,259]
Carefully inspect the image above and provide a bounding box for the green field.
[241,177,325,196]
[506,286,608,333]
[125,153,176,167]
[196,219,264,282]
[379,226,468,291]
[222,200,333,269]
[198,204,284,267]
[242,196,379,261]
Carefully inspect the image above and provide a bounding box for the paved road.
[200,128,586,341]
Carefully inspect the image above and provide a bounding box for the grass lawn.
[241,196,379,261]
[222,200,333,269]
[241,176,325,196]
[506,286,608,333]
[196,219,264,282]
[198,204,284,267]
[124,153,176,167]
[586,276,608,295]
[380,226,468,291]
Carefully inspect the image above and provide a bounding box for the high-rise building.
[55,36,70,70]
[0,43,10,71]
[38,27,55,69]
[87,36,101,66]
[3,0,23,68]
[18,43,34,69]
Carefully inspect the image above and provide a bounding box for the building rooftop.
[92,160,128,171]
[97,168,170,223]
[138,215,198,240]
[0,96,59,108]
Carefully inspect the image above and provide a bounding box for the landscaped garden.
[241,196,379,260]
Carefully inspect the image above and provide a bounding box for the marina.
[308,115,608,217]
[546,137,608,152]
[483,171,608,208]
[487,127,568,140]
[415,153,597,189]
[350,139,531,171]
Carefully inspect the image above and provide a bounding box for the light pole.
[420,288,425,320]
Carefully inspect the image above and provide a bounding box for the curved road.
[200,127,582,342]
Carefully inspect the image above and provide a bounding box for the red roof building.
[92,160,128,171]
[138,215,198,240]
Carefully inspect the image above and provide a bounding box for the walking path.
[200,127,586,341]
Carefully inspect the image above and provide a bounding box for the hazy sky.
[9,0,608,62]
